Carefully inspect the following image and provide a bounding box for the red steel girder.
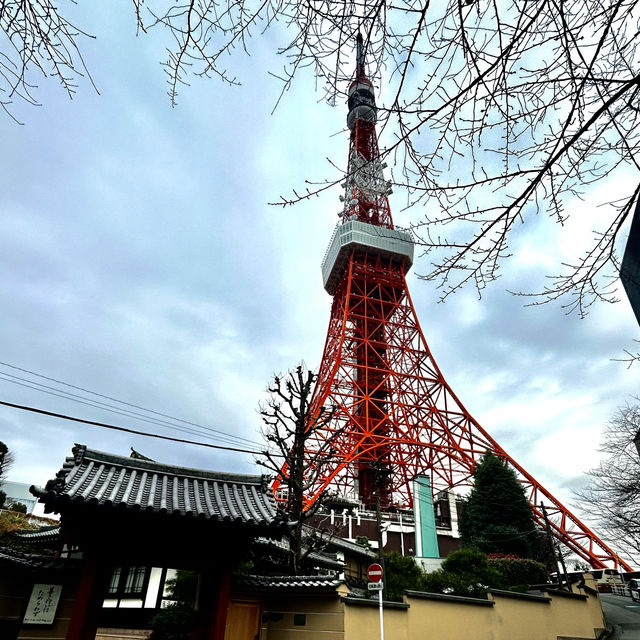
[284,250,632,571]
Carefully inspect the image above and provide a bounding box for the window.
[107,567,122,595]
[124,567,147,594]
[106,566,149,599]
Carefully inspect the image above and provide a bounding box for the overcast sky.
[1,7,638,552]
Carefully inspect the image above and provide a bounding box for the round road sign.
[367,563,383,582]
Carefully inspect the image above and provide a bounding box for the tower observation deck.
[321,220,413,295]
[274,34,632,571]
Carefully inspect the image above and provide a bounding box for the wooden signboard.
[23,584,62,625]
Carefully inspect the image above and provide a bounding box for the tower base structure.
[304,227,631,569]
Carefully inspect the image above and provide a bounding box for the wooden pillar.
[191,564,232,640]
[212,566,232,640]
[65,553,107,640]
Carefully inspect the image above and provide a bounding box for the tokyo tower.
[282,34,630,571]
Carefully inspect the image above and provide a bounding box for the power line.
[0,399,273,457]
[0,372,259,448]
[0,361,264,448]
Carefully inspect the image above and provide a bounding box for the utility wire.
[0,361,263,448]
[0,373,260,449]
[0,399,275,457]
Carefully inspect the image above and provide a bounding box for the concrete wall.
[343,600,408,640]
[260,592,348,640]
[90,574,606,640]
[342,576,606,640]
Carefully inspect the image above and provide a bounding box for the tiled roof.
[321,533,376,558]
[236,573,344,590]
[32,444,283,529]
[15,525,61,544]
[254,537,344,570]
[0,546,75,571]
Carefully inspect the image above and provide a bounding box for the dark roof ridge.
[70,443,268,486]
[246,573,341,581]
[301,524,376,557]
[235,573,344,590]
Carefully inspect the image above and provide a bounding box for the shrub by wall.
[488,556,548,590]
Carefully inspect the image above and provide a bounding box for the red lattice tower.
[276,35,631,571]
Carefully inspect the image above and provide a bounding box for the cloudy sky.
[1,6,638,547]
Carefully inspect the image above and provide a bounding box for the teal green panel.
[415,476,439,558]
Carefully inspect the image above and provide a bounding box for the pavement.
[601,594,640,639]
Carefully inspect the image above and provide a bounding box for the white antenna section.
[342,150,393,214]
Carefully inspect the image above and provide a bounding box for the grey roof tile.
[300,524,376,558]
[32,444,283,530]
[14,525,61,544]
[236,573,344,590]
[0,546,76,571]
[254,537,344,570]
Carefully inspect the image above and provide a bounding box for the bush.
[355,536,372,549]
[384,551,425,601]
[149,569,197,640]
[0,490,6,509]
[149,603,194,640]
[489,556,548,591]
[421,549,503,598]
[8,502,27,514]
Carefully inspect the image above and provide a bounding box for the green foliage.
[422,568,489,598]
[163,570,198,603]
[421,549,548,598]
[149,603,194,640]
[149,570,197,640]
[355,535,372,549]
[8,502,27,514]
[460,452,537,558]
[233,560,254,576]
[383,551,426,601]
[488,557,548,591]
[0,490,6,509]
[421,548,503,597]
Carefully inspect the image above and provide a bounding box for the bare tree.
[4,1,640,314]
[257,364,337,575]
[575,401,640,560]
[0,1,95,122]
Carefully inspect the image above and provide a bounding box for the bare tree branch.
[574,400,640,560]
[4,1,640,317]
[257,364,339,574]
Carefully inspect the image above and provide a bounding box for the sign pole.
[367,563,384,640]
[378,584,384,640]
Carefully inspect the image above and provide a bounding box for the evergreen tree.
[459,452,537,558]
[0,441,14,483]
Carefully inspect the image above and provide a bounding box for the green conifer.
[459,452,537,558]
